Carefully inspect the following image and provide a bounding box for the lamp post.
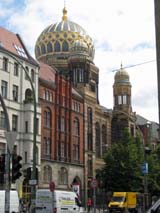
[0,48,38,212]
[143,121,151,211]
[0,94,10,213]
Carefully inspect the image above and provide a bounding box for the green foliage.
[96,129,160,193]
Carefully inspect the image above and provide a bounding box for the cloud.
[0,0,158,122]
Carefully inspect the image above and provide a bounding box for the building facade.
[0,27,41,199]
[35,7,112,201]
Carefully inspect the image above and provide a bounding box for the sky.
[0,0,159,123]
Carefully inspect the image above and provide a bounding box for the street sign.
[91,179,98,188]
[29,179,37,185]
[142,162,148,174]
[49,181,55,192]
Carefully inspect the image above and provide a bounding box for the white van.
[36,189,82,213]
[0,190,20,213]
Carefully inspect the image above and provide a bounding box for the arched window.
[73,117,80,161]
[41,44,46,54]
[58,167,68,185]
[25,88,33,102]
[44,107,51,128]
[47,42,53,53]
[102,124,107,155]
[74,118,79,136]
[62,41,69,52]
[87,107,93,151]
[43,165,52,182]
[54,41,60,52]
[44,137,51,156]
[95,122,100,158]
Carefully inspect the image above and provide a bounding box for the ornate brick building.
[35,7,112,201]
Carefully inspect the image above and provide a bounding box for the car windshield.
[111,196,125,202]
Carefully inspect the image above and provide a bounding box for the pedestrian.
[87,197,92,212]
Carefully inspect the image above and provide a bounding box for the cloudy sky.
[0,0,158,122]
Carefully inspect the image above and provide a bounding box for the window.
[87,107,93,151]
[1,80,8,98]
[44,137,51,155]
[73,144,79,161]
[25,152,27,163]
[13,85,18,102]
[25,121,28,133]
[62,41,69,52]
[47,42,53,53]
[60,142,65,158]
[31,69,35,82]
[74,118,79,136]
[14,62,19,76]
[44,108,51,128]
[25,88,32,102]
[43,165,52,182]
[61,117,65,132]
[79,68,83,82]
[95,122,100,158]
[41,44,46,54]
[123,95,127,104]
[118,95,122,105]
[54,41,60,52]
[3,57,8,71]
[102,125,107,155]
[12,114,18,131]
[0,111,5,129]
[25,66,29,80]
[36,118,39,135]
[58,167,68,185]
[73,118,80,161]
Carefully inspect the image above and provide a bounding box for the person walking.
[87,197,92,212]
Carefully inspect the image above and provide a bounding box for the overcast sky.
[0,0,158,123]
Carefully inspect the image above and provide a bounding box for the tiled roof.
[39,61,56,83]
[0,27,37,65]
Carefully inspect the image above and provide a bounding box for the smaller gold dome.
[114,64,130,85]
[70,39,89,54]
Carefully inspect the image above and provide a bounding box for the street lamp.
[0,48,38,212]
[143,121,151,211]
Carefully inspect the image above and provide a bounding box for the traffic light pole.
[0,94,11,213]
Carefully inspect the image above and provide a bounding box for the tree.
[96,129,160,193]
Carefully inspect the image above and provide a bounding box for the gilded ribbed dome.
[70,39,89,55]
[114,64,130,85]
[35,7,95,61]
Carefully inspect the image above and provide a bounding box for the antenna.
[111,59,155,72]
[64,0,66,8]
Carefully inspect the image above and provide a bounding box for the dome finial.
[62,1,68,21]
[120,61,123,69]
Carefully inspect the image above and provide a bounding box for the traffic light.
[0,154,5,184]
[12,154,22,183]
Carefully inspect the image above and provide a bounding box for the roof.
[0,26,37,65]
[39,61,56,83]
[136,114,159,139]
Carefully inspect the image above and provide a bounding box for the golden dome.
[114,63,130,85]
[35,7,95,61]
